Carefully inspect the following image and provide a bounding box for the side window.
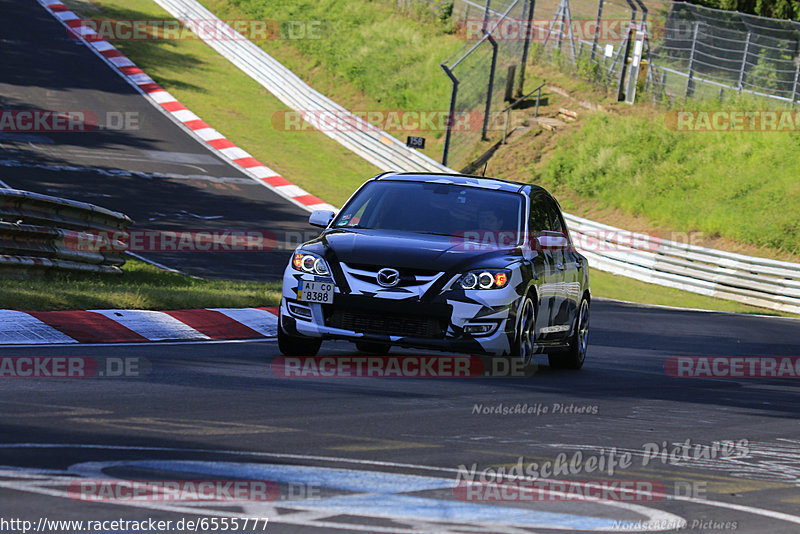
[544,197,564,235]
[336,188,377,228]
[528,193,551,236]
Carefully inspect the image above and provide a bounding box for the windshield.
[332,180,524,238]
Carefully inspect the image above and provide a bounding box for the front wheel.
[278,315,322,356]
[548,297,589,370]
[511,295,536,365]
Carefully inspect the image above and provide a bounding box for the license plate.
[298,280,335,304]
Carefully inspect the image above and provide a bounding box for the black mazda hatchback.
[279,172,590,369]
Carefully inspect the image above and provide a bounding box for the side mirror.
[535,232,569,250]
[309,209,335,228]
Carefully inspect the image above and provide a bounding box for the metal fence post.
[616,20,634,101]
[591,0,604,61]
[516,0,536,97]
[441,64,459,167]
[737,31,751,93]
[557,0,567,51]
[615,0,640,102]
[482,35,499,141]
[563,0,577,64]
[625,0,648,103]
[482,0,493,33]
[685,22,700,98]
[792,57,800,105]
[625,23,643,103]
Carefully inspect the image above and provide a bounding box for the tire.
[354,341,391,354]
[511,295,536,366]
[548,297,589,370]
[278,316,322,357]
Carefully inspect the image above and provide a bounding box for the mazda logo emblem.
[377,268,400,287]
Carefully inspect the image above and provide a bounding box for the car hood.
[317,229,519,271]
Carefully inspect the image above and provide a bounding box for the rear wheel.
[355,341,391,354]
[512,295,536,365]
[548,297,589,370]
[278,315,322,357]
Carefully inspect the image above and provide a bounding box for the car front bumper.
[281,268,523,356]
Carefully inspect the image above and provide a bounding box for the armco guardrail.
[0,189,131,275]
[565,213,800,315]
[145,0,800,315]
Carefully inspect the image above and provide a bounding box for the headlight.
[292,251,330,275]
[458,269,510,290]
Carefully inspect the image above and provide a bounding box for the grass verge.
[213,0,459,110]
[2,259,280,311]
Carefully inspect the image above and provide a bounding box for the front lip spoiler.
[296,321,505,356]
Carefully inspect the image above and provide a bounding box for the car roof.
[373,172,548,195]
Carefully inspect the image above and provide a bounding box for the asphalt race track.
[1,1,800,533]
[1,301,800,532]
[0,0,314,280]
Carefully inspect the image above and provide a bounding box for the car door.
[543,196,577,340]
[528,192,565,342]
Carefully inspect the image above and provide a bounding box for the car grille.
[345,263,441,278]
[339,262,443,288]
[328,310,443,338]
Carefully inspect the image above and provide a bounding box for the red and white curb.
[38,0,336,214]
[0,307,278,345]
